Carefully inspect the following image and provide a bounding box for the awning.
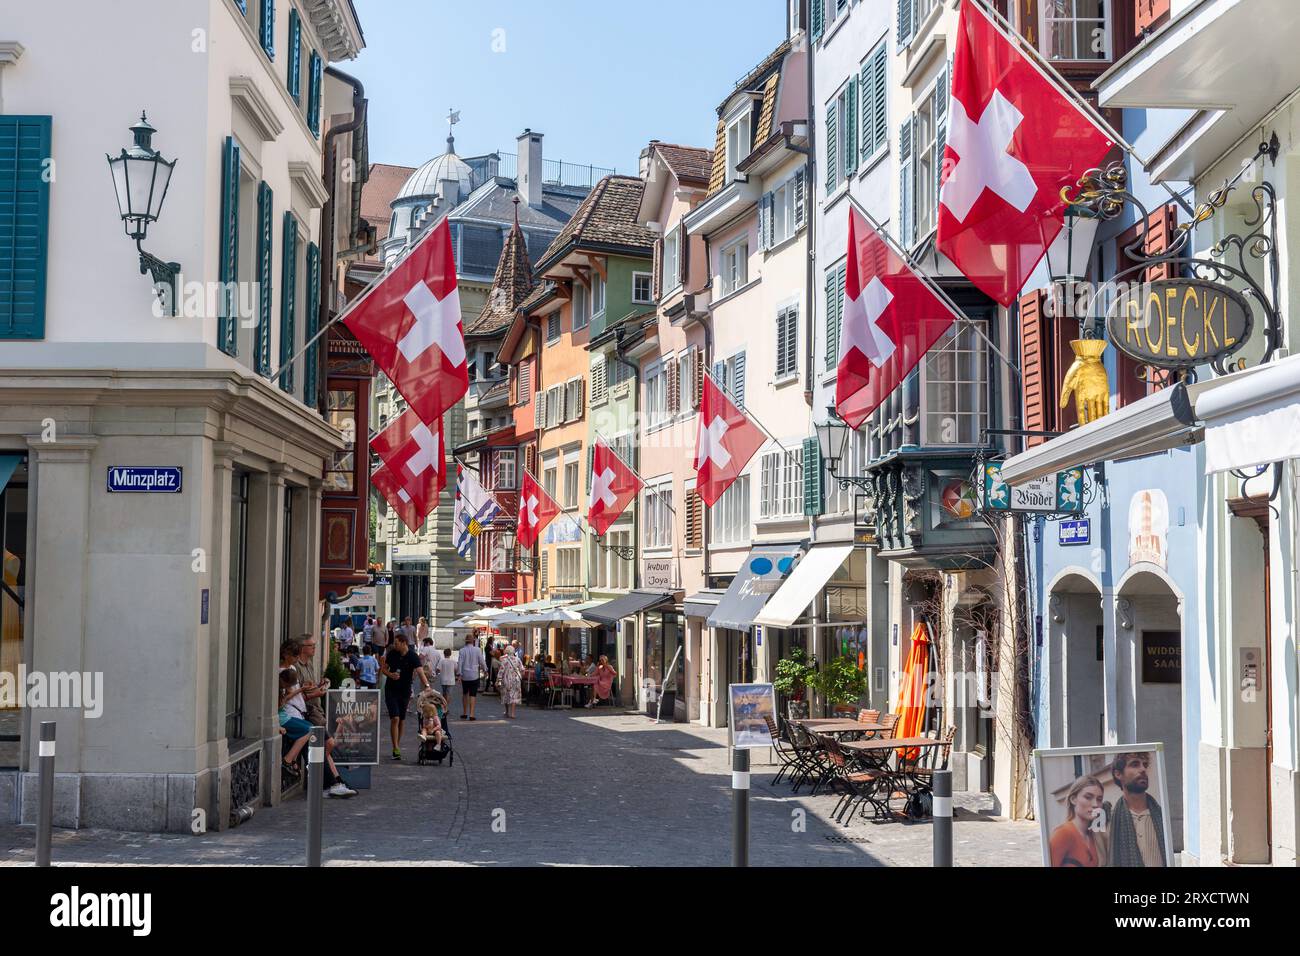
[454,575,476,590]
[684,588,726,619]
[708,544,802,631]
[0,455,20,496]
[1197,353,1300,474]
[583,589,676,625]
[753,544,854,628]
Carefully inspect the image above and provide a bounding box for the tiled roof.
[518,280,558,315]
[707,40,790,197]
[466,213,534,336]
[362,163,416,243]
[654,144,713,185]
[537,175,657,269]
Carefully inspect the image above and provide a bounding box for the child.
[416,687,448,748]
[358,644,379,688]
[278,667,312,770]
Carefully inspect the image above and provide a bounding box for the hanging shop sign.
[982,463,1083,514]
[1106,278,1252,370]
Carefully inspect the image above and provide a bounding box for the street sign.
[983,462,1083,513]
[1059,518,1090,546]
[106,465,182,493]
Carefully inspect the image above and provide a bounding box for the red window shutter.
[652,238,662,302]
[666,358,679,414]
[685,489,702,550]
[1143,203,1178,282]
[1020,289,1050,447]
[1134,0,1171,36]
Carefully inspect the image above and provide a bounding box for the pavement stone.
[0,698,1040,866]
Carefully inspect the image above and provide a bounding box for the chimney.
[518,128,544,209]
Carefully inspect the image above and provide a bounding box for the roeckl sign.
[1106,278,1252,370]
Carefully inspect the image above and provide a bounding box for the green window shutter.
[802,437,823,517]
[261,0,275,58]
[844,74,858,179]
[732,351,746,408]
[307,50,322,137]
[810,0,824,42]
[898,0,914,47]
[0,116,51,340]
[934,60,950,213]
[860,60,873,165]
[586,444,594,493]
[824,100,837,194]
[255,181,273,375]
[304,242,321,408]
[287,9,302,103]
[217,135,240,356]
[279,211,298,393]
[836,263,846,362]
[872,44,889,159]
[824,268,839,369]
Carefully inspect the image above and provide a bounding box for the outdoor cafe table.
[561,674,596,706]
[797,719,888,735]
[839,737,948,768]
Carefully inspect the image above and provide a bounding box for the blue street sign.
[106,466,182,493]
[1059,518,1091,546]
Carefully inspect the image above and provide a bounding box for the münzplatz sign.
[1106,278,1252,370]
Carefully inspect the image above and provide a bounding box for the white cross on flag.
[936,0,1114,306]
[516,469,560,551]
[836,206,960,429]
[694,374,765,507]
[370,408,447,527]
[343,218,469,424]
[586,438,641,537]
[371,459,434,535]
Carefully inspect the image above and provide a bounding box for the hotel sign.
[1106,278,1252,370]
[982,463,1083,514]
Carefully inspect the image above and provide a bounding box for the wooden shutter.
[279,211,298,393]
[651,238,662,301]
[519,359,531,399]
[871,44,888,160]
[1135,0,1171,36]
[590,357,607,405]
[825,268,840,369]
[261,0,276,57]
[575,379,585,419]
[217,135,240,356]
[758,193,772,251]
[685,489,703,550]
[898,0,914,46]
[255,181,274,375]
[825,100,838,194]
[666,359,680,415]
[1020,289,1050,447]
[304,242,321,407]
[898,116,914,248]
[803,436,823,516]
[534,388,544,431]
[0,115,51,340]
[811,0,824,42]
[844,74,858,179]
[732,352,746,408]
[586,444,595,493]
[287,8,302,102]
[693,348,705,408]
[933,61,950,208]
[540,551,548,593]
[1142,203,1178,282]
[793,168,806,228]
[860,60,874,164]
[308,50,323,137]
[675,223,685,286]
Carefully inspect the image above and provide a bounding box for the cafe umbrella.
[895,622,932,760]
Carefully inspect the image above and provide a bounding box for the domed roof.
[396,138,473,202]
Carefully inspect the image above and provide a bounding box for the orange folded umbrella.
[894,621,932,760]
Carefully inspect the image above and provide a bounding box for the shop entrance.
[0,454,28,770]
[392,561,430,624]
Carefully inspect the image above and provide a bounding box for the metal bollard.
[306,726,324,867]
[36,721,55,867]
[932,768,952,867]
[732,747,750,867]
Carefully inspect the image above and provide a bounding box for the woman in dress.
[1049,774,1108,867]
[496,645,523,719]
[586,655,617,709]
[416,616,429,645]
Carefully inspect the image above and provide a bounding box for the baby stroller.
[416,688,453,766]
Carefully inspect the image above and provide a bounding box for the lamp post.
[107,112,181,315]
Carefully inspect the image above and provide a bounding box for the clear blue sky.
[346,0,787,174]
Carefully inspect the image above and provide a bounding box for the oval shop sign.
[1106,278,1252,370]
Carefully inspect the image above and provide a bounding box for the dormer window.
[725,108,752,184]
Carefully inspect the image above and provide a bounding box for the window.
[720,238,749,295]
[1,116,51,340]
[572,282,589,331]
[662,226,681,292]
[591,272,606,319]
[709,475,750,546]
[826,78,858,193]
[1041,0,1110,61]
[776,305,799,379]
[610,355,636,388]
[633,271,653,304]
[760,448,804,519]
[544,384,563,428]
[495,449,517,490]
[563,456,579,510]
[922,321,988,445]
[325,389,357,492]
[824,261,846,371]
[546,310,561,343]
[677,352,693,414]
[645,360,669,429]
[543,459,558,502]
[898,0,940,47]
[859,41,889,167]
[590,528,633,589]
[489,532,513,572]
[644,482,673,550]
[761,170,806,250]
[563,377,584,422]
[556,547,581,586]
[899,63,949,248]
[725,109,752,183]
[590,356,608,405]
[712,351,747,408]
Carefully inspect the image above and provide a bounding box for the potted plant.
[809,657,871,717]
[772,648,815,719]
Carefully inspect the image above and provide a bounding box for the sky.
[345,0,788,175]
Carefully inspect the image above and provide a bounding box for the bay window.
[921,321,989,445]
[1041,0,1110,61]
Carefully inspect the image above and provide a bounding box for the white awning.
[753,544,855,628]
[454,575,476,590]
[1197,353,1300,473]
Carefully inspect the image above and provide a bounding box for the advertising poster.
[327,688,381,766]
[1033,744,1173,868]
[728,682,776,750]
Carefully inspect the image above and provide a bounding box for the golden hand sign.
[1059,339,1110,425]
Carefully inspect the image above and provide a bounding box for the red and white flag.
[936,0,1114,306]
[836,206,959,429]
[694,374,766,507]
[371,460,433,535]
[516,469,560,550]
[343,218,469,424]
[586,438,641,537]
[370,408,447,501]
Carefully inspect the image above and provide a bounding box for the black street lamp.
[815,408,871,493]
[107,112,181,314]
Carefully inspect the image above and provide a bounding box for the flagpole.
[594,430,676,515]
[844,193,1021,382]
[453,456,516,520]
[701,366,800,465]
[967,0,1196,219]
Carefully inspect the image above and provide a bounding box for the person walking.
[380,633,430,761]
[437,646,457,703]
[496,646,523,719]
[416,616,429,646]
[457,634,486,720]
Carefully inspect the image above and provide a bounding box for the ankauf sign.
[1106,278,1252,370]
[983,463,1083,514]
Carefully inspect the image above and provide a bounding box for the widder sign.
[1106,278,1252,370]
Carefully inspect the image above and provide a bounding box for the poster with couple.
[1034,744,1173,867]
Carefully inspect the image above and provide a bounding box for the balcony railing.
[466,152,616,193]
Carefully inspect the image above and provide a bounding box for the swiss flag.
[836,206,959,429]
[343,218,469,424]
[370,408,447,499]
[516,469,560,550]
[586,438,641,537]
[694,374,766,507]
[936,0,1114,306]
[371,460,434,535]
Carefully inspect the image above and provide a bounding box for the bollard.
[932,768,952,867]
[36,721,55,867]
[306,726,324,867]
[732,747,750,867]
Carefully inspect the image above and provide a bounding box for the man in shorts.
[380,633,429,761]
[457,634,487,720]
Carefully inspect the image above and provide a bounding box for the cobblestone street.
[2,700,1039,867]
